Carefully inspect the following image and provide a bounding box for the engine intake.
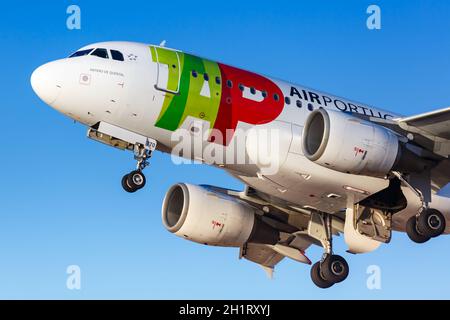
[162,183,279,247]
[302,109,431,177]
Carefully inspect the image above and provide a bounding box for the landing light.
[343,185,369,195]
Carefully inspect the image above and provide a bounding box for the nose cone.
[31,62,62,105]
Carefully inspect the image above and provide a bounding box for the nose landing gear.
[122,144,152,193]
[122,170,146,193]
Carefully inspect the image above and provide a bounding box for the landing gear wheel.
[310,261,333,289]
[127,170,146,190]
[417,209,446,238]
[321,255,349,284]
[121,142,154,193]
[406,216,430,243]
[121,174,136,193]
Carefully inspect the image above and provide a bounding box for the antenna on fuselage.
[159,40,167,47]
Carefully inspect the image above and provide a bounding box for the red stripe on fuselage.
[211,63,285,145]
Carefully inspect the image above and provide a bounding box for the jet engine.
[161,183,279,247]
[302,109,431,177]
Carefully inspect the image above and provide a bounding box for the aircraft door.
[152,46,181,94]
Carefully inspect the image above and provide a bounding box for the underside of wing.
[394,107,450,190]
[239,244,284,278]
[366,107,450,190]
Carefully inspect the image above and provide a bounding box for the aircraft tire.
[406,216,430,243]
[310,261,333,289]
[122,174,136,193]
[417,209,446,238]
[321,255,349,284]
[127,170,146,190]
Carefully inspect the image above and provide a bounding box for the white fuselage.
[30,41,450,233]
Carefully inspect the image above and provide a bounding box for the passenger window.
[192,70,198,78]
[296,100,302,108]
[90,48,109,59]
[250,87,256,95]
[111,50,124,61]
[308,103,314,111]
[273,93,280,101]
[204,73,209,81]
[262,91,268,98]
[285,97,291,104]
[226,80,233,88]
[69,49,93,58]
[215,76,221,85]
[238,83,245,91]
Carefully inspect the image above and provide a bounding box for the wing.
[394,107,450,190]
[240,240,313,278]
[396,106,450,157]
[205,185,329,275]
[368,107,450,190]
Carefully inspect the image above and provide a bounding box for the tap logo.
[150,46,285,145]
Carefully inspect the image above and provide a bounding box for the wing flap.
[240,243,284,270]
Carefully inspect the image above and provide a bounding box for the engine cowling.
[161,183,279,247]
[302,108,401,177]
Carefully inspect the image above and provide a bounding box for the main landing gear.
[391,172,446,243]
[307,212,349,288]
[311,254,349,289]
[122,144,152,193]
[406,208,446,243]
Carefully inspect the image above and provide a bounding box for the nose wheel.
[121,143,153,193]
[122,170,146,193]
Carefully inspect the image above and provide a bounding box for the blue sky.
[0,0,449,299]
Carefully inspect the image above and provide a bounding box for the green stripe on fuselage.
[150,46,186,130]
[179,56,221,126]
[150,46,222,132]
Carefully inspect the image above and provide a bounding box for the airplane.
[30,41,450,288]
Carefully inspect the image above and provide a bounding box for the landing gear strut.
[122,144,152,193]
[308,212,349,288]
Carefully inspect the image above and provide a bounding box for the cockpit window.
[69,49,93,58]
[111,50,124,61]
[90,48,109,59]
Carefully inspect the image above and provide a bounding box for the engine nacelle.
[302,109,400,177]
[161,183,279,247]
